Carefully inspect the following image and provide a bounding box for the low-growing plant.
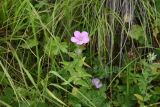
[0,0,160,107]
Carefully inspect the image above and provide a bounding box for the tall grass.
[0,0,159,106]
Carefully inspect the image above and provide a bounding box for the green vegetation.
[0,0,160,107]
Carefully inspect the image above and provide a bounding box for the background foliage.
[0,0,160,107]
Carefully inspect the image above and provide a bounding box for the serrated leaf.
[78,71,91,77]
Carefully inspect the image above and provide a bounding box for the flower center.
[77,36,83,41]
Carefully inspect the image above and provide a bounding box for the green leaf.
[128,25,146,44]
[21,38,38,49]
[74,79,90,87]
[0,100,12,107]
[73,104,82,107]
[134,94,143,101]
[36,102,49,107]
[155,0,160,11]
[44,37,68,57]
[60,42,68,53]
[44,37,58,56]
[68,52,78,58]
[69,87,107,107]
[46,89,67,106]
[78,70,91,77]
[1,87,14,104]
[0,71,9,85]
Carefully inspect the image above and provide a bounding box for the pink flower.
[71,31,89,45]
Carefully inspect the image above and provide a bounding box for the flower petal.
[74,31,81,38]
[81,31,89,43]
[83,36,89,43]
[96,83,102,89]
[76,40,84,45]
[71,37,78,43]
[81,31,88,37]
[92,78,102,89]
